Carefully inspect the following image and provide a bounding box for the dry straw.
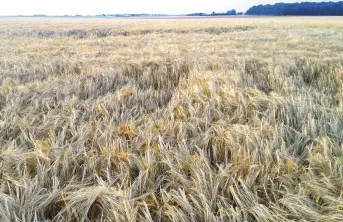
[1,17,343,221]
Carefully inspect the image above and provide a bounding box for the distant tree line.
[246,1,343,16]
[99,13,167,17]
[187,10,243,16]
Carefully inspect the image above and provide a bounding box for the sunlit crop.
[1,17,343,221]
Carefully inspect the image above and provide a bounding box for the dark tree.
[227,9,237,15]
[246,1,343,16]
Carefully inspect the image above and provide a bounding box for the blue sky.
[0,0,340,16]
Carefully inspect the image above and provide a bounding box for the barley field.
[1,17,343,221]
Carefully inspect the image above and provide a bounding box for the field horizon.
[1,17,343,221]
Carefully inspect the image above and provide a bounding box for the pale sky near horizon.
[0,0,339,16]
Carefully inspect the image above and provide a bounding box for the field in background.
[1,17,343,221]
